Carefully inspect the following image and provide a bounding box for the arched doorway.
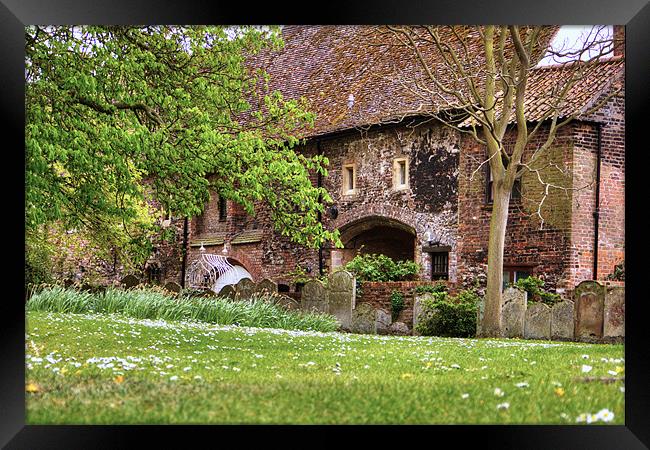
[333,216,416,268]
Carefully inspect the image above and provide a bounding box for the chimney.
[613,25,625,58]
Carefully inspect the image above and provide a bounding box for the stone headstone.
[476,297,485,336]
[389,321,410,336]
[219,285,236,299]
[412,295,426,334]
[524,302,551,340]
[604,286,624,341]
[235,278,255,301]
[574,281,605,342]
[351,303,376,334]
[502,287,527,338]
[121,275,140,289]
[256,278,278,296]
[201,289,217,297]
[301,279,328,314]
[275,295,300,311]
[164,281,182,293]
[328,271,356,331]
[376,309,392,335]
[551,300,575,341]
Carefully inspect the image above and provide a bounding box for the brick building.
[163,26,625,298]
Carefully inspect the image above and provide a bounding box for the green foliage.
[25,231,55,287]
[607,261,625,281]
[343,254,420,282]
[26,286,339,332]
[415,289,479,338]
[390,291,404,321]
[25,25,341,269]
[414,282,448,295]
[513,276,560,306]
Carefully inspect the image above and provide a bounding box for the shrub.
[513,276,560,306]
[390,290,404,321]
[343,254,420,282]
[415,289,479,338]
[414,282,448,295]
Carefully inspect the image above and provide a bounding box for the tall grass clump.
[26,286,339,332]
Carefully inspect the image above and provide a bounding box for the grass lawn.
[26,311,625,424]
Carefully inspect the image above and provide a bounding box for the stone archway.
[332,214,418,268]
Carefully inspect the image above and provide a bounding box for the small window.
[218,196,227,221]
[430,251,449,280]
[342,164,356,195]
[503,266,531,290]
[486,158,521,203]
[393,157,409,190]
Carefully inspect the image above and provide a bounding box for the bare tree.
[372,25,623,337]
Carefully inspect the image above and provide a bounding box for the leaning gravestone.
[164,281,182,294]
[376,309,392,335]
[328,271,356,331]
[301,279,328,314]
[121,275,140,289]
[351,303,377,334]
[604,286,625,341]
[235,278,256,301]
[574,281,605,342]
[524,302,551,340]
[219,285,236,299]
[551,300,574,341]
[502,287,527,338]
[389,321,410,335]
[256,278,278,296]
[412,295,427,335]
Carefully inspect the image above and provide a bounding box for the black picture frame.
[3,1,648,447]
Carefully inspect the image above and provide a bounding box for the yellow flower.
[554,387,565,397]
[114,375,125,384]
[401,373,414,380]
[60,367,67,375]
[615,366,624,374]
[25,382,40,393]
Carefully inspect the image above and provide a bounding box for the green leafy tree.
[26,25,339,271]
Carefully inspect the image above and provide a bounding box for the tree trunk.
[479,186,511,337]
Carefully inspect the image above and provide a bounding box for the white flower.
[582,354,590,359]
[515,382,529,388]
[183,366,191,372]
[494,388,504,397]
[595,409,615,422]
[620,386,625,393]
[169,375,178,381]
[582,365,593,373]
[451,364,461,369]
[496,402,510,410]
[461,393,469,399]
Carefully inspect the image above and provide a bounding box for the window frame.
[218,196,227,222]
[342,163,357,195]
[393,157,410,191]
[425,246,451,281]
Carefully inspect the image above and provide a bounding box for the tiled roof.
[250,26,623,138]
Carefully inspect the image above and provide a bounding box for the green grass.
[26,311,625,424]
[27,286,338,332]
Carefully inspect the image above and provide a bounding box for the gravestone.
[476,298,485,336]
[121,275,140,289]
[551,300,575,341]
[351,303,376,334]
[328,271,356,331]
[524,302,551,340]
[201,289,217,297]
[574,281,605,342]
[164,281,182,294]
[275,295,300,311]
[256,278,278,296]
[389,321,410,335]
[604,286,625,341]
[301,279,328,314]
[219,285,236,299]
[412,295,427,335]
[376,309,392,335]
[502,287,527,338]
[235,278,256,301]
